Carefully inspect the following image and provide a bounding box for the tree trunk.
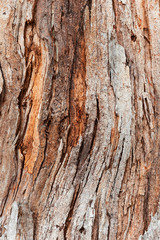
[0,0,160,239]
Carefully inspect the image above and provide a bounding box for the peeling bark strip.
[0,0,160,239]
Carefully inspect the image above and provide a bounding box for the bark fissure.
[73,95,99,184]
[63,184,80,240]
[0,63,5,104]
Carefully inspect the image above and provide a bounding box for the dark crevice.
[64,184,80,240]
[142,97,150,129]
[108,63,117,100]
[72,96,99,184]
[79,226,86,234]
[107,211,111,240]
[145,98,151,122]
[131,34,137,42]
[96,168,105,193]
[82,158,93,188]
[118,150,132,199]
[13,148,25,201]
[143,174,150,233]
[0,63,6,104]
[16,60,33,140]
[87,0,92,23]
[0,178,15,216]
[13,62,33,194]
[67,0,70,14]
[34,116,52,183]
[60,6,64,29]
[144,35,150,44]
[33,211,38,240]
[92,198,100,240]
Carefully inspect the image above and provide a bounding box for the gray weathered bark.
[0,0,160,239]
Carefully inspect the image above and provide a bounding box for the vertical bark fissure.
[33,116,52,183]
[0,180,15,216]
[63,184,80,240]
[73,96,99,184]
[0,63,6,104]
[95,167,105,193]
[92,198,100,240]
[13,149,25,200]
[107,211,111,240]
[143,174,150,233]
[87,0,92,24]
[16,61,33,139]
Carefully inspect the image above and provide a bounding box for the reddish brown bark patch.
[68,37,87,148]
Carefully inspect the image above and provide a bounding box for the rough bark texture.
[0,0,160,239]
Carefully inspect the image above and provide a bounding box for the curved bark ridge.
[0,0,160,240]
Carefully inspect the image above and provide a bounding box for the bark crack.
[72,96,99,184]
[64,184,80,240]
[0,63,5,104]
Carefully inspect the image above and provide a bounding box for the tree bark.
[0,0,160,239]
